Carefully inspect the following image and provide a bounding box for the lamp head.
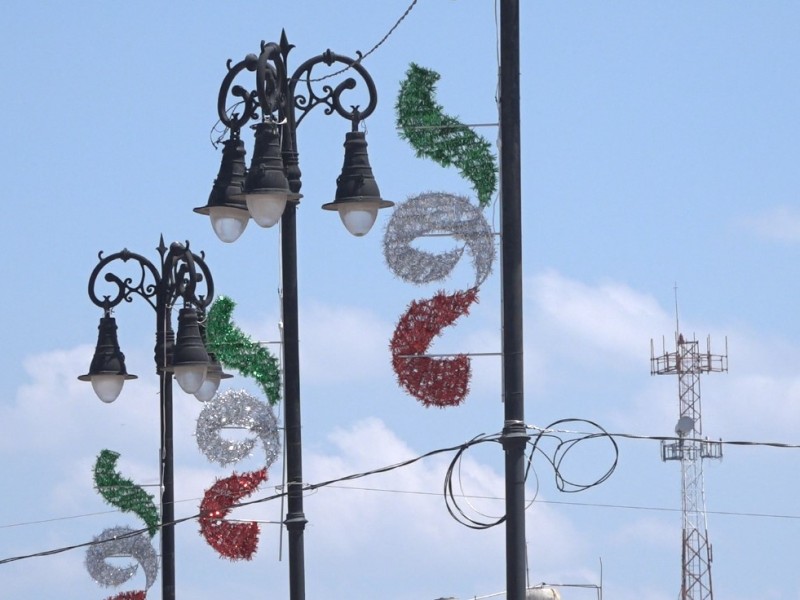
[195,135,250,243]
[243,121,301,228]
[193,353,233,402]
[323,131,392,236]
[78,315,137,403]
[171,307,210,394]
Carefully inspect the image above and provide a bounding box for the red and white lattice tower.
[651,331,727,600]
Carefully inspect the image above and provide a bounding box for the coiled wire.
[444,419,619,530]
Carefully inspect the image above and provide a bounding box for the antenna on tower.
[650,301,728,600]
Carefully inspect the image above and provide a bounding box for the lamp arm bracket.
[88,249,161,313]
[217,53,260,133]
[87,243,214,315]
[163,242,214,311]
[255,41,286,120]
[289,49,377,129]
[215,34,378,139]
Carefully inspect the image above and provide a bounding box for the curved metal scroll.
[289,50,377,129]
[215,33,378,137]
[87,241,213,314]
[216,43,285,132]
[216,54,259,134]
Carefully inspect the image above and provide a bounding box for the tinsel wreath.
[85,526,158,590]
[93,450,159,537]
[396,63,497,207]
[383,192,495,288]
[206,296,281,405]
[196,389,281,468]
[199,468,267,560]
[390,288,479,407]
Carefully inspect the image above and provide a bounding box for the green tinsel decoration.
[206,296,282,406]
[396,63,498,207]
[93,450,159,537]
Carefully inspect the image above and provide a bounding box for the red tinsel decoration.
[106,592,146,600]
[199,468,267,560]
[390,288,479,407]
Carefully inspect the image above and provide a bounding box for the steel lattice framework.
[651,333,727,600]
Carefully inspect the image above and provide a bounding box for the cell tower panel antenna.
[651,322,726,600]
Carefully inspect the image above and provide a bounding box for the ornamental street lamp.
[195,31,392,600]
[194,31,392,241]
[79,237,225,600]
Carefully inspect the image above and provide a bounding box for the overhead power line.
[3,424,800,566]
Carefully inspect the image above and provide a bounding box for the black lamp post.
[79,238,220,600]
[195,31,392,600]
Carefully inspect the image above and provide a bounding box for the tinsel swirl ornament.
[199,468,267,560]
[93,450,159,537]
[85,526,158,590]
[107,592,146,600]
[107,591,146,600]
[196,389,280,467]
[383,192,495,287]
[396,63,498,207]
[206,296,282,405]
[390,288,479,407]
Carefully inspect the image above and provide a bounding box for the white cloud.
[300,418,587,597]
[299,301,394,384]
[0,345,159,457]
[737,205,800,243]
[521,270,800,441]
[221,298,398,389]
[529,270,672,367]
[706,373,800,439]
[1,345,94,448]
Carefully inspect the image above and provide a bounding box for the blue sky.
[2,2,800,599]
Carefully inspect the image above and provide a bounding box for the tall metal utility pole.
[498,1,528,599]
[651,329,727,600]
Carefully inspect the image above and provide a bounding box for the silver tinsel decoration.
[383,192,496,287]
[196,389,280,467]
[85,526,158,589]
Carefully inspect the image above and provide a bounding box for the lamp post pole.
[196,31,392,600]
[80,237,217,600]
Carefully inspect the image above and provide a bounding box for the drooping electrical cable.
[6,425,800,566]
[303,0,420,83]
[0,436,476,566]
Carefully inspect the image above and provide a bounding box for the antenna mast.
[650,314,727,600]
